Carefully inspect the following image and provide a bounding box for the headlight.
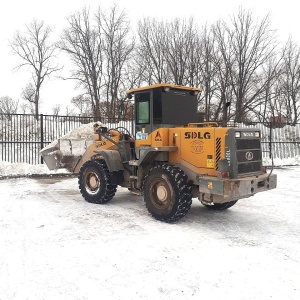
[255,131,260,138]
[235,131,241,138]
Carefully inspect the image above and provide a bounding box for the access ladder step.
[129,160,139,166]
[129,176,138,181]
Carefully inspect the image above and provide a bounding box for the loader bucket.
[40,144,61,170]
[40,138,93,172]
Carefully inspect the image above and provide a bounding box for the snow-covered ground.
[0,154,299,179]
[0,166,299,299]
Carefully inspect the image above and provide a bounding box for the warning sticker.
[208,182,213,189]
[207,159,214,168]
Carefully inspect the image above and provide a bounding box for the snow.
[263,155,300,166]
[61,122,101,139]
[0,161,70,178]
[41,121,101,152]
[0,167,299,299]
[1,155,299,179]
[1,133,300,299]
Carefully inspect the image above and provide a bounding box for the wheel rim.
[149,177,173,210]
[157,185,168,202]
[84,169,100,195]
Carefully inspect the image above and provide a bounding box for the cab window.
[136,92,150,124]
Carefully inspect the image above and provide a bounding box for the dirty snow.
[0,167,299,299]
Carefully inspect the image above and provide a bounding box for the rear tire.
[202,200,237,211]
[78,160,117,204]
[143,164,192,222]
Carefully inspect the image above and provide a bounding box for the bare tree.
[97,4,135,120]
[18,101,35,114]
[10,19,60,119]
[22,82,36,106]
[252,56,282,122]
[0,96,19,116]
[65,105,76,116]
[279,38,300,124]
[137,18,169,84]
[164,18,197,85]
[71,94,93,116]
[52,104,61,116]
[197,25,220,121]
[59,8,103,119]
[213,8,276,122]
[60,5,134,120]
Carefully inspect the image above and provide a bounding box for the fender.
[93,150,124,172]
[93,150,124,185]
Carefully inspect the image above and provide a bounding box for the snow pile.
[0,161,70,177]
[263,155,300,166]
[1,122,104,177]
[42,122,101,152]
[62,121,101,139]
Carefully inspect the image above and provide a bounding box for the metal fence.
[234,122,300,159]
[0,113,299,164]
[0,113,134,164]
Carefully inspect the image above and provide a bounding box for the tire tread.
[143,164,192,222]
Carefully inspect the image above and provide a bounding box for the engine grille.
[236,138,261,175]
[238,162,261,173]
[237,149,261,162]
[236,139,260,150]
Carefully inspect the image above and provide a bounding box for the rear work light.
[255,131,260,138]
[235,131,241,138]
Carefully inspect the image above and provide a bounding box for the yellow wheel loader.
[41,84,277,222]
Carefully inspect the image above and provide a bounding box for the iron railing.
[226,122,300,159]
[0,113,134,164]
[0,113,299,164]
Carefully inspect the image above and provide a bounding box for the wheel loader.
[41,83,277,222]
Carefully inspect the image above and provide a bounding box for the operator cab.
[127,84,201,135]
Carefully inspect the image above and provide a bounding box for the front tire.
[143,164,192,222]
[78,160,117,204]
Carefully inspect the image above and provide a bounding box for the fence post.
[40,114,44,164]
[269,122,272,159]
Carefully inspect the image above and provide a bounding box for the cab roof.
[127,83,201,94]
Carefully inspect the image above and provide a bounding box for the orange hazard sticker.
[208,182,213,189]
[155,131,162,141]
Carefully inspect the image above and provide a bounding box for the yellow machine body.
[135,125,228,178]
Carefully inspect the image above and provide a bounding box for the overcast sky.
[1,0,299,114]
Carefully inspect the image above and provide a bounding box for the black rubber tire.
[143,164,192,222]
[202,200,238,211]
[78,159,117,204]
